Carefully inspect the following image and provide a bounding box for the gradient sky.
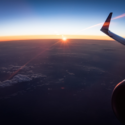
[0,0,125,38]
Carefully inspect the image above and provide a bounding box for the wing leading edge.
[101,12,125,45]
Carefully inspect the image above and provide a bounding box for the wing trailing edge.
[101,12,125,45]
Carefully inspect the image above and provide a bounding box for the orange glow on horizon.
[0,35,116,41]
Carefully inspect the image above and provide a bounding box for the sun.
[62,37,67,41]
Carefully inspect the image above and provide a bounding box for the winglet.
[100,12,125,45]
[101,12,113,34]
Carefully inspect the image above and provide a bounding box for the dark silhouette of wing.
[101,12,125,45]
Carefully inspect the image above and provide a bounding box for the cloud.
[0,74,31,87]
[9,65,34,72]
[0,65,34,74]
[30,74,47,79]
[0,73,47,88]
[0,65,47,88]
[66,70,75,75]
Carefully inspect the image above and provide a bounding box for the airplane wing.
[101,12,125,45]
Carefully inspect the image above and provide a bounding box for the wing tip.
[101,12,113,32]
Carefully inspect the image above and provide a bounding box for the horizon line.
[0,35,116,41]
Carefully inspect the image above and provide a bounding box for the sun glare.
[62,37,67,41]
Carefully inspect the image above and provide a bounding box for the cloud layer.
[0,65,47,87]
